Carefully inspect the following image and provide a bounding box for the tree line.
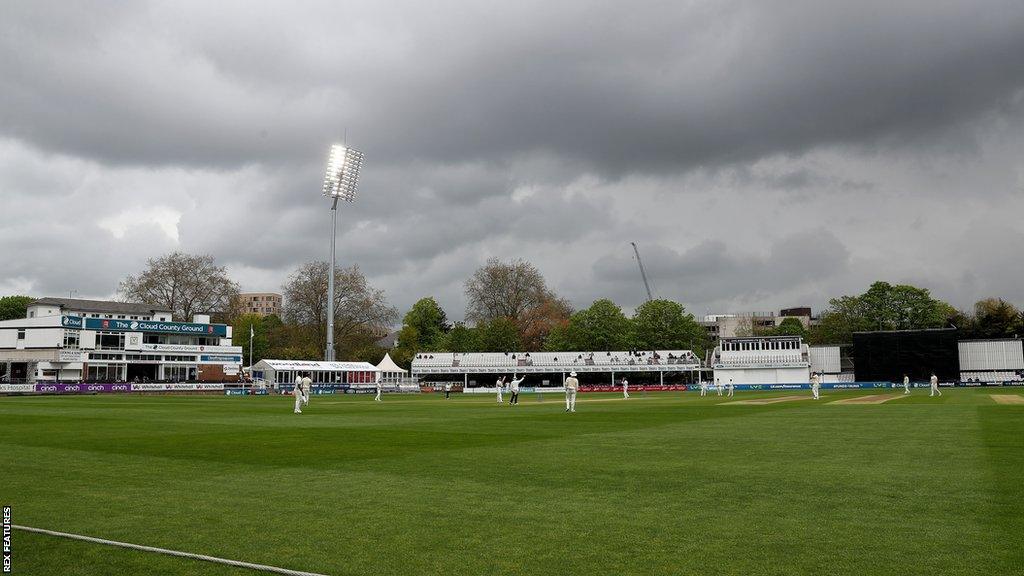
[0,252,396,367]
[2,256,1023,369]
[391,258,712,367]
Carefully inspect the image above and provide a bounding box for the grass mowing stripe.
[13,525,332,576]
[3,390,1018,575]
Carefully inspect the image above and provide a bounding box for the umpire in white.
[565,372,579,412]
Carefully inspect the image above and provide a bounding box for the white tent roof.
[254,359,379,372]
[375,352,407,373]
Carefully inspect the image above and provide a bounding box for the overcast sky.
[2,1,1023,321]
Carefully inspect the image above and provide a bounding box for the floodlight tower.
[321,144,364,361]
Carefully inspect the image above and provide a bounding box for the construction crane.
[630,242,654,303]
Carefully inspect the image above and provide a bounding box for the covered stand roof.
[376,352,407,373]
[31,297,173,315]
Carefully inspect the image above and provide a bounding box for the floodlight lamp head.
[321,144,364,202]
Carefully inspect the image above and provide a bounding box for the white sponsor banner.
[130,382,225,391]
[0,384,35,393]
[58,350,87,363]
[462,386,566,393]
[138,343,241,353]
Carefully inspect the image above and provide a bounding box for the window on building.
[63,331,80,349]
[97,332,125,350]
[164,365,195,381]
[28,311,34,318]
[17,329,26,340]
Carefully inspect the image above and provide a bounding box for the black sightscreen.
[853,329,960,382]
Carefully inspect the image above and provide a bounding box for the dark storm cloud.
[3,1,1024,174]
[2,1,1024,319]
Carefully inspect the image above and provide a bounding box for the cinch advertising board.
[34,383,132,394]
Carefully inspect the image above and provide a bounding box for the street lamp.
[321,144,364,361]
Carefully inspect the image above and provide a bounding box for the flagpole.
[248,323,254,392]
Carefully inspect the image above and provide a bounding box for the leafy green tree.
[631,299,709,356]
[349,343,389,365]
[542,323,572,352]
[938,303,975,338]
[261,315,319,360]
[389,297,451,367]
[477,317,522,352]
[770,317,809,338]
[972,298,1021,339]
[0,295,34,321]
[556,299,633,351]
[231,313,269,366]
[441,322,481,353]
[402,297,450,350]
[810,281,950,344]
[391,325,421,368]
[860,282,947,330]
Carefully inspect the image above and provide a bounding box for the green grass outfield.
[1,388,1022,576]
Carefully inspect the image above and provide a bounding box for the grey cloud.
[2,1,1024,325]
[3,1,1024,176]
[590,229,851,312]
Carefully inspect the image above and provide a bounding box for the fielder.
[509,374,524,405]
[444,382,452,399]
[930,373,941,397]
[727,379,735,397]
[293,374,304,414]
[699,380,708,397]
[301,372,312,407]
[495,376,505,403]
[903,374,910,395]
[622,377,629,399]
[565,371,579,412]
[811,372,821,400]
[374,376,382,402]
[716,379,723,397]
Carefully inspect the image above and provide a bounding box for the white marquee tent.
[375,353,408,383]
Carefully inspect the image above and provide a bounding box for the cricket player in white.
[509,374,524,405]
[565,371,579,412]
[929,373,941,396]
[811,372,821,400]
[903,375,910,395]
[699,380,708,397]
[301,373,312,406]
[495,376,505,403]
[727,379,735,397]
[374,376,383,402]
[716,378,723,397]
[293,375,304,414]
[621,377,629,399]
